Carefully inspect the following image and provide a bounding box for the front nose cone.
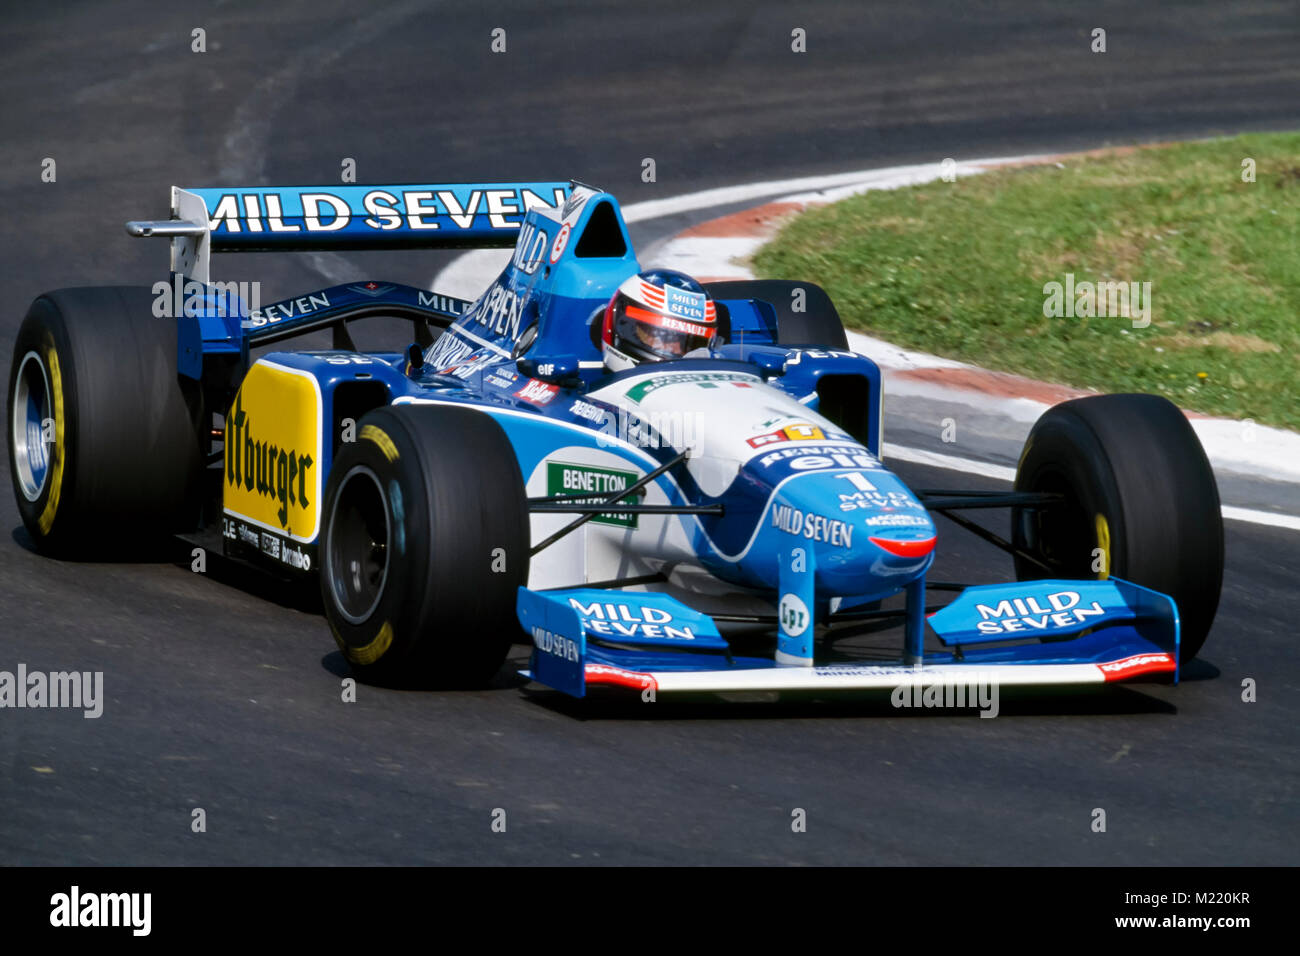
[766,470,936,594]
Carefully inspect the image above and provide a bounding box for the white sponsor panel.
[567,598,698,641]
[771,505,854,547]
[244,292,330,328]
[417,290,465,314]
[973,590,1106,635]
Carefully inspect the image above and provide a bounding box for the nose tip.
[868,534,937,558]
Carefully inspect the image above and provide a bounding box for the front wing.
[516,578,1180,698]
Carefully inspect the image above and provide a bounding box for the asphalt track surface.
[1,2,1297,865]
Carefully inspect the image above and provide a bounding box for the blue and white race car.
[7,180,1224,698]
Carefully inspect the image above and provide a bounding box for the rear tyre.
[703,279,849,349]
[7,287,203,557]
[1012,393,1223,662]
[319,404,530,686]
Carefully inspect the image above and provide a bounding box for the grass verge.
[753,132,1300,429]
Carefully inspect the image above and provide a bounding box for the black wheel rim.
[326,465,390,624]
[1017,469,1094,578]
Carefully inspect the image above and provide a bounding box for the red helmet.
[601,270,719,371]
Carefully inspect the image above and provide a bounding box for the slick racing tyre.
[319,404,530,687]
[703,279,849,350]
[8,287,204,557]
[1012,393,1223,662]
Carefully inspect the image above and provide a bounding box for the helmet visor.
[614,302,715,361]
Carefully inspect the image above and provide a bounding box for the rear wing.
[127,182,570,282]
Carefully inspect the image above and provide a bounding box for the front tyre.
[1012,393,1224,662]
[319,404,530,686]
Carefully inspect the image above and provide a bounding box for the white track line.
[620,157,1036,223]
[883,442,1016,481]
[1219,506,1300,532]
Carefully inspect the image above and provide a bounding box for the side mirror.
[748,349,787,376]
[517,353,580,385]
[405,342,425,375]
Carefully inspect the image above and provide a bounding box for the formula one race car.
[7,180,1224,697]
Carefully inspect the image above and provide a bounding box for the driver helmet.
[600,269,719,372]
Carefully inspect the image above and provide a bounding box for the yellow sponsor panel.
[224,362,322,542]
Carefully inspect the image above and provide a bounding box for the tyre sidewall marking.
[350,620,393,667]
[37,340,65,534]
[360,423,399,463]
[1094,512,1111,580]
